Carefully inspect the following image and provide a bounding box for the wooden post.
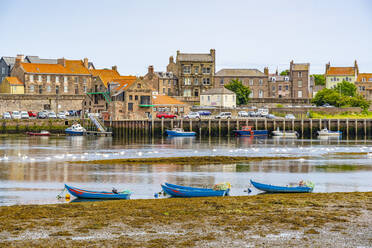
[218,120,221,137]
[161,118,164,136]
[190,119,192,132]
[264,119,267,130]
[337,119,340,132]
[301,119,304,138]
[151,119,154,137]
[355,119,358,139]
[346,119,349,139]
[310,119,313,139]
[208,119,211,137]
[292,119,294,131]
[364,119,367,139]
[171,119,174,129]
[181,119,183,129]
[255,118,258,130]
[227,119,230,136]
[283,120,285,132]
[273,120,276,130]
[319,119,322,130]
[236,119,239,131]
[328,119,331,131]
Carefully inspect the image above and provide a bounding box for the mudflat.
[0,192,371,247]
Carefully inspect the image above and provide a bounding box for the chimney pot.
[16,54,24,63]
[148,65,154,74]
[83,58,88,68]
[112,65,117,71]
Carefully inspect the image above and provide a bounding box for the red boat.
[26,130,50,136]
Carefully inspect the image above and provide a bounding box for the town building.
[200,88,236,108]
[289,61,311,99]
[268,72,292,98]
[355,73,372,100]
[144,65,178,96]
[151,94,189,115]
[325,61,358,89]
[0,77,24,94]
[166,49,215,97]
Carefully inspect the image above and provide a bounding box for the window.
[272,86,275,91]
[194,89,199,97]
[75,77,79,83]
[56,86,59,94]
[194,67,199,74]
[298,90,302,98]
[184,78,191,85]
[202,78,210,85]
[249,80,253,86]
[83,85,87,93]
[47,85,51,92]
[259,90,263,98]
[194,78,199,85]
[38,75,42,82]
[163,88,165,94]
[271,77,276,82]
[1,68,5,74]
[298,72,302,77]
[83,78,87,84]
[298,80,302,87]
[47,75,51,83]
[259,79,263,85]
[12,86,17,92]
[29,85,34,92]
[278,85,282,91]
[64,76,68,83]
[38,85,43,94]
[64,86,68,93]
[207,95,210,101]
[128,103,133,111]
[30,75,34,82]
[168,88,171,95]
[249,91,253,98]
[129,95,133,100]
[75,85,79,94]
[135,95,138,100]
[183,66,191,74]
[284,76,289,81]
[183,89,191,96]
[285,85,289,91]
[168,80,171,86]
[56,76,59,83]
[369,78,372,82]
[202,67,211,74]
[220,78,224,85]
[137,83,141,88]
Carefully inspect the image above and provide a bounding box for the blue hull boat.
[250,180,313,193]
[65,130,84,136]
[233,126,268,137]
[65,184,131,199]
[161,183,229,197]
[166,128,196,137]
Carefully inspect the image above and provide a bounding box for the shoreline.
[0,192,371,247]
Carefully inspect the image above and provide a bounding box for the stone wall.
[0,94,85,113]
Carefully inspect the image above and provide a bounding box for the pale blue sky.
[1,0,372,75]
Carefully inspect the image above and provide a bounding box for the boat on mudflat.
[272,127,298,138]
[65,124,86,136]
[26,130,50,136]
[165,128,196,136]
[233,126,268,137]
[250,179,314,193]
[317,128,342,138]
[161,182,230,197]
[65,184,131,200]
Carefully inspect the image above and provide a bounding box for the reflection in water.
[0,136,372,205]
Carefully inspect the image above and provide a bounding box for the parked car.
[20,111,29,119]
[215,112,232,119]
[322,103,334,108]
[266,114,276,119]
[11,111,21,119]
[37,111,48,119]
[184,112,200,119]
[48,112,57,119]
[57,111,66,119]
[197,110,212,116]
[3,112,11,119]
[285,114,296,120]
[257,108,269,117]
[248,111,258,117]
[238,111,249,117]
[68,110,77,116]
[156,112,177,119]
[28,111,37,118]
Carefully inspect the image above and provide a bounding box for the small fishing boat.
[317,128,342,138]
[250,179,314,193]
[233,126,268,137]
[272,127,298,138]
[161,182,230,197]
[26,130,50,136]
[65,184,131,200]
[65,124,86,136]
[165,128,196,137]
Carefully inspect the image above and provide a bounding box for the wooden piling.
[337,119,340,132]
[355,119,358,139]
[218,120,221,136]
[301,119,304,137]
[310,119,313,139]
[151,119,154,137]
[208,119,211,137]
[161,118,164,136]
[364,119,367,139]
[227,119,230,136]
[346,119,349,139]
[190,119,192,132]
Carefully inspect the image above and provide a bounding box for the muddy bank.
[73,155,309,165]
[0,192,371,247]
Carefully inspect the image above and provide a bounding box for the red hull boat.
[26,130,50,136]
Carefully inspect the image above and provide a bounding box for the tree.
[334,80,357,97]
[311,88,342,107]
[280,70,289,76]
[224,78,251,105]
[312,74,325,86]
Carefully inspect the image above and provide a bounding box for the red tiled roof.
[21,63,71,74]
[152,95,185,105]
[326,67,355,76]
[5,77,23,85]
[357,73,372,82]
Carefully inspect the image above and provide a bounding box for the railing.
[89,114,106,132]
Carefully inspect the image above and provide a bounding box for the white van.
[215,112,232,119]
[257,108,269,117]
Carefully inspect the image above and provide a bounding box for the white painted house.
[200,88,236,108]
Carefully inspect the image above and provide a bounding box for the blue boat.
[161,183,230,197]
[166,128,196,137]
[65,124,86,136]
[233,126,268,137]
[250,180,314,193]
[65,184,131,199]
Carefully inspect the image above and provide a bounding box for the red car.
[28,111,37,118]
[156,112,177,119]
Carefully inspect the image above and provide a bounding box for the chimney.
[264,67,269,75]
[16,54,24,62]
[354,60,359,75]
[57,58,66,67]
[83,58,89,68]
[112,65,117,71]
[210,49,216,59]
[275,68,278,76]
[326,62,330,74]
[169,56,174,64]
[148,65,154,74]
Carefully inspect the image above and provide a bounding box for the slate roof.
[215,69,266,77]
[25,56,57,64]
[177,53,213,62]
[2,57,16,69]
[201,87,235,95]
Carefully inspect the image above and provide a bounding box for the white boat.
[65,124,86,136]
[272,127,298,138]
[317,128,342,138]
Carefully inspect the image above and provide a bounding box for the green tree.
[280,70,289,76]
[224,78,251,105]
[334,80,357,97]
[312,88,342,107]
[312,74,325,86]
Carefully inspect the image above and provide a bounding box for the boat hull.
[26,132,50,136]
[250,180,313,193]
[65,129,84,136]
[65,184,131,199]
[166,130,196,136]
[161,184,229,197]
[272,131,298,137]
[233,130,268,137]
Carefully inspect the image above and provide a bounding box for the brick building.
[355,73,372,100]
[268,72,291,98]
[289,61,311,99]
[167,49,215,97]
[144,65,178,96]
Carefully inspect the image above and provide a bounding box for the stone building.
[151,94,189,115]
[214,68,269,98]
[144,65,178,96]
[166,49,215,97]
[11,56,92,95]
[325,61,358,89]
[0,77,24,94]
[200,88,236,108]
[268,72,291,98]
[355,73,372,100]
[289,61,311,99]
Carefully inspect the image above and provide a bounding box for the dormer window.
[284,76,289,81]
[362,78,366,82]
[38,75,42,82]
[271,77,276,82]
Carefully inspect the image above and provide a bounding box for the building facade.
[325,61,358,89]
[200,88,236,108]
[355,73,372,100]
[268,73,292,98]
[0,77,24,94]
[289,61,311,99]
[144,65,178,96]
[167,49,215,97]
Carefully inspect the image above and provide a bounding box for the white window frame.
[47,85,51,92]
[29,85,34,92]
[47,75,51,83]
[64,86,68,93]
[30,75,34,82]
[259,79,263,86]
[194,78,199,85]
[38,75,42,82]
[298,80,302,87]
[183,78,191,85]
[202,67,211,74]
[298,90,302,98]
[249,79,253,86]
[259,90,263,98]
[64,76,68,83]
[56,76,59,83]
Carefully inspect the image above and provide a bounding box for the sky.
[1,0,372,75]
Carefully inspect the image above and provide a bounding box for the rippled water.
[0,136,371,206]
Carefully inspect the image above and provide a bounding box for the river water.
[0,136,371,206]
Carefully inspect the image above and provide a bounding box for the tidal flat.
[0,192,371,247]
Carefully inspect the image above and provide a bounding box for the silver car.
[11,111,21,119]
[48,112,57,119]
[285,114,296,120]
[3,112,11,119]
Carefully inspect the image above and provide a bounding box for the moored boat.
[165,128,196,137]
[272,127,298,138]
[233,126,268,137]
[161,182,230,197]
[317,128,342,138]
[250,179,314,193]
[65,124,86,136]
[65,184,131,199]
[26,130,50,136]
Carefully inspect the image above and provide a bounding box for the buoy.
[65,193,70,200]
